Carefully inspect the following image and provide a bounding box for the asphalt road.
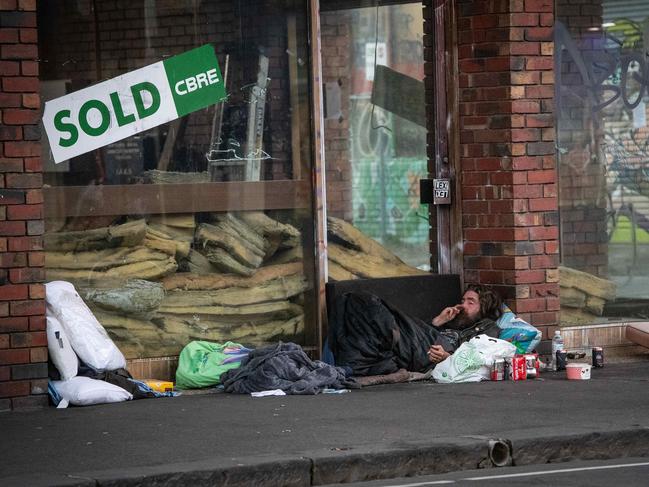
[323,458,649,486]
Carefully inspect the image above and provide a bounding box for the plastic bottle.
[551,330,564,371]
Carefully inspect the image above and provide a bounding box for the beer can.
[524,353,538,379]
[491,358,505,381]
[592,347,604,368]
[556,349,567,371]
[508,356,527,381]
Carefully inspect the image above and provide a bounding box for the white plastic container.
[566,362,591,380]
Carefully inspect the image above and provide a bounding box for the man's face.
[459,290,481,322]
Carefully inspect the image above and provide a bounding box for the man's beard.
[445,309,480,330]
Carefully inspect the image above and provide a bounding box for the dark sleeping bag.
[327,291,455,376]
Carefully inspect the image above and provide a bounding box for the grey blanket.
[220,342,357,394]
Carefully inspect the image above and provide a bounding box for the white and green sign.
[43,44,226,164]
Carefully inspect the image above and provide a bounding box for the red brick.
[473,157,500,171]
[0,317,28,332]
[528,197,557,211]
[6,172,41,187]
[30,346,47,362]
[0,221,25,236]
[21,92,39,108]
[2,76,38,93]
[530,254,559,269]
[0,162,25,175]
[524,0,552,12]
[511,71,540,85]
[18,0,36,10]
[459,59,485,73]
[24,188,42,204]
[9,299,45,316]
[465,228,515,241]
[28,283,44,299]
[0,28,18,42]
[526,114,553,127]
[7,203,42,220]
[18,27,37,43]
[0,366,9,381]
[0,380,30,398]
[545,240,559,254]
[24,157,41,172]
[512,128,540,142]
[512,100,540,113]
[7,236,42,251]
[8,267,45,283]
[2,108,40,125]
[484,57,511,72]
[539,13,553,27]
[0,126,22,141]
[20,60,38,76]
[3,141,40,158]
[511,13,539,26]
[28,314,44,331]
[505,270,546,284]
[511,184,542,198]
[490,200,516,214]
[529,283,559,297]
[527,169,556,183]
[512,156,542,170]
[525,56,553,70]
[463,200,490,213]
[0,349,29,365]
[0,284,28,301]
[525,85,554,98]
[510,42,539,56]
[511,298,546,313]
[479,270,505,284]
[0,91,21,107]
[0,334,8,349]
[529,226,558,239]
[10,331,46,348]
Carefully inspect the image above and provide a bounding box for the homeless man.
[327,284,502,377]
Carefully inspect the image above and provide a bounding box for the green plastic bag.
[175,341,249,389]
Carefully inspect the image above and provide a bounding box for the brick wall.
[0,0,48,411]
[450,0,559,338]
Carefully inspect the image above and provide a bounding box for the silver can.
[491,359,505,381]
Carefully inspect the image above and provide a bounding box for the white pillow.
[52,376,132,406]
[46,313,78,380]
[45,281,126,371]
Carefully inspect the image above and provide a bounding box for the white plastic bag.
[52,376,132,406]
[45,281,126,371]
[433,334,517,384]
[46,313,78,380]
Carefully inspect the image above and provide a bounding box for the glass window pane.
[555,1,649,325]
[321,2,432,280]
[38,0,318,359]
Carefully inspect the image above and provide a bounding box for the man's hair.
[465,283,502,321]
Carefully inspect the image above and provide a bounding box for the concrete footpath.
[2,362,649,486]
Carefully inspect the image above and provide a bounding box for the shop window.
[38,0,317,359]
[555,1,649,325]
[321,2,432,279]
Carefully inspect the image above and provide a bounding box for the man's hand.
[432,305,462,327]
[427,345,450,364]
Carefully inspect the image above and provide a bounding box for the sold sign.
[43,44,226,164]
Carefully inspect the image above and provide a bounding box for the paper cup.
[566,362,591,380]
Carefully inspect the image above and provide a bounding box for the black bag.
[439,318,499,350]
